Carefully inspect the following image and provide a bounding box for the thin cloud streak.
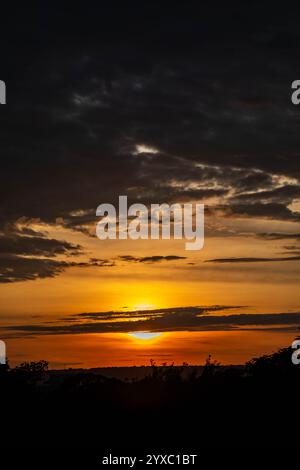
[206,256,300,263]
[2,306,300,337]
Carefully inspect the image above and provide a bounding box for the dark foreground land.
[1,347,299,450]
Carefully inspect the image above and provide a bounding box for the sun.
[129,332,162,341]
[128,331,163,345]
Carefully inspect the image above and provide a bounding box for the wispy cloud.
[258,233,300,241]
[206,256,300,263]
[118,255,186,263]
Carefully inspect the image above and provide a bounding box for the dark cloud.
[0,223,118,282]
[75,305,234,321]
[0,229,86,282]
[220,203,300,222]
[2,306,300,336]
[206,256,300,263]
[0,231,187,282]
[258,233,300,241]
[0,255,114,283]
[0,233,81,257]
[234,172,274,192]
[118,255,186,264]
[282,245,300,255]
[233,185,300,204]
[0,255,71,283]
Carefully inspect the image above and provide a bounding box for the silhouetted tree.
[14,360,49,384]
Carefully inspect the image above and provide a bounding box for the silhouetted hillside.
[1,346,299,449]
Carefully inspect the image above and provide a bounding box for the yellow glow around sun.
[133,303,156,311]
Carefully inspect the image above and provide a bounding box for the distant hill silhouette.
[1,345,299,449]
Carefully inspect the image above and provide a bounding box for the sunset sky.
[1,3,300,367]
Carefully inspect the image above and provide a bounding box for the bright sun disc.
[129,332,162,340]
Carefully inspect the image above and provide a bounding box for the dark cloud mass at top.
[0,2,300,225]
[1,2,300,276]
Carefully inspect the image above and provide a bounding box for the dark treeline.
[0,346,299,449]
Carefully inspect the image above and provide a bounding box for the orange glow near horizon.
[4,329,298,369]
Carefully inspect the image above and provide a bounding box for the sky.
[1,2,300,367]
